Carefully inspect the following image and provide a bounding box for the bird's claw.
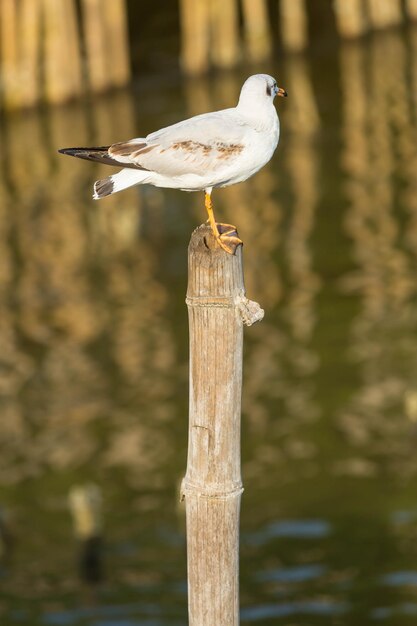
[216,223,243,255]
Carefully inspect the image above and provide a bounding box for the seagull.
[59,74,287,254]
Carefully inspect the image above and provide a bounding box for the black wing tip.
[58,146,110,156]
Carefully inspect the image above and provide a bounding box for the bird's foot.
[215,223,243,255]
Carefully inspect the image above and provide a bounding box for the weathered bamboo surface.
[0,0,130,111]
[182,224,263,625]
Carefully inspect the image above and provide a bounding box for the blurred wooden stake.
[43,0,82,104]
[334,0,367,38]
[0,0,19,109]
[210,0,240,68]
[366,0,403,29]
[101,0,131,87]
[241,0,272,63]
[180,0,210,74]
[279,0,308,52]
[19,0,42,108]
[82,0,131,92]
[182,224,263,626]
[405,0,417,19]
[82,0,109,92]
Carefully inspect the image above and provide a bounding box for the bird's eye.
[266,84,272,96]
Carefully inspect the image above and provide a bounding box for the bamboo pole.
[182,224,263,626]
[241,0,272,63]
[406,0,417,20]
[69,484,103,584]
[366,0,403,29]
[333,0,367,38]
[82,0,110,92]
[179,0,211,75]
[19,0,42,108]
[0,0,19,109]
[43,0,82,104]
[279,0,308,53]
[100,0,131,88]
[210,0,240,69]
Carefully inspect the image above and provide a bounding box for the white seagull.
[59,74,287,254]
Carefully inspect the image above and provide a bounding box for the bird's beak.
[276,86,288,98]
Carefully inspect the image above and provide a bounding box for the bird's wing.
[108,110,250,177]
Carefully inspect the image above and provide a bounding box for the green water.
[1,27,417,626]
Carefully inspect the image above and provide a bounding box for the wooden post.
[43,0,82,104]
[179,0,211,75]
[82,0,111,93]
[241,0,272,63]
[82,0,130,92]
[406,0,417,19]
[101,0,131,88]
[182,224,263,626]
[366,0,403,29]
[42,0,82,104]
[279,0,308,53]
[210,0,240,69]
[333,0,367,38]
[0,0,19,109]
[19,0,42,108]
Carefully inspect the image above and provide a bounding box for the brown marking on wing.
[168,140,242,160]
[170,140,212,156]
[109,141,156,158]
[215,142,244,159]
[132,145,155,156]
[108,141,156,170]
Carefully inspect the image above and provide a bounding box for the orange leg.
[204,192,242,255]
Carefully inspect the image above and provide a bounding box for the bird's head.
[238,74,287,107]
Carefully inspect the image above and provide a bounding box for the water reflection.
[337,31,417,478]
[69,484,103,585]
[0,26,417,626]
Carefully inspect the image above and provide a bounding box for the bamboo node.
[186,295,235,308]
[180,479,244,501]
[236,295,264,326]
[186,293,264,325]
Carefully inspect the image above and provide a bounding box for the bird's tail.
[93,168,150,199]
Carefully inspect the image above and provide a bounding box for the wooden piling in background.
[19,0,42,107]
[0,0,131,110]
[279,0,308,52]
[82,0,111,93]
[43,0,82,104]
[210,0,240,69]
[406,0,417,19]
[366,0,403,29]
[82,0,131,92]
[0,0,19,109]
[241,0,272,63]
[101,0,131,88]
[182,224,263,625]
[179,0,211,74]
[333,0,367,38]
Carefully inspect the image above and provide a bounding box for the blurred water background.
[1,2,417,625]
